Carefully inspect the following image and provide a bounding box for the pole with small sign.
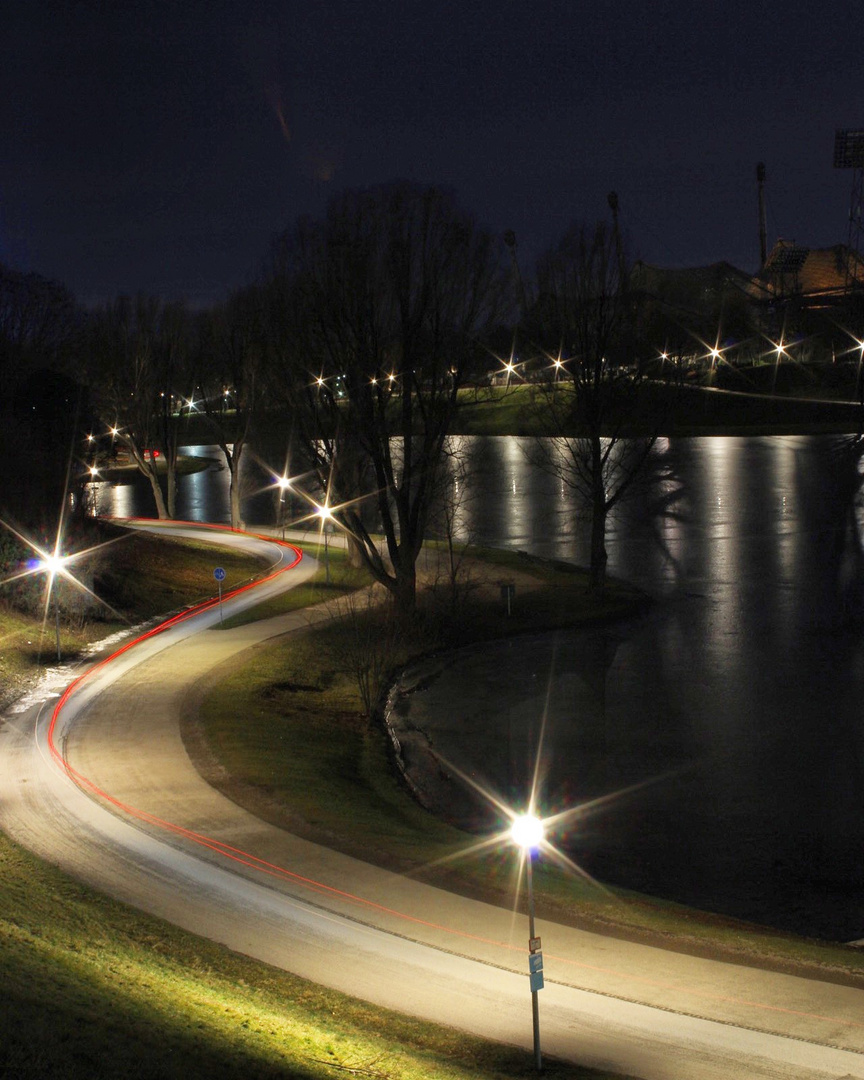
[213,567,226,626]
[500,582,515,616]
[527,850,542,1071]
[511,813,544,1073]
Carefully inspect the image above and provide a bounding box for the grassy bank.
[194,548,864,988]
[0,524,270,709]
[219,545,374,629]
[0,831,604,1080]
[0,532,625,1078]
[179,369,864,446]
[451,380,864,437]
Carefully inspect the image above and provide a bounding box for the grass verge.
[0,530,627,1078]
[193,548,864,989]
[0,831,613,1080]
[0,524,270,710]
[218,545,374,629]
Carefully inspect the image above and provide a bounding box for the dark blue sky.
[1,0,860,306]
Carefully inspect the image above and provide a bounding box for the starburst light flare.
[510,812,544,851]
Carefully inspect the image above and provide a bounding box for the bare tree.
[325,589,408,719]
[0,265,86,526]
[423,435,480,615]
[85,296,193,519]
[196,288,266,530]
[263,183,504,615]
[530,222,657,593]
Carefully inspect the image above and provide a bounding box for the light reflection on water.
[401,434,864,939]
[91,434,864,938]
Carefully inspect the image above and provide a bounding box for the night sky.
[2,0,860,307]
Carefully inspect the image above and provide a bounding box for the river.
[93,435,864,939]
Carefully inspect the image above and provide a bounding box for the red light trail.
[42,520,864,1037]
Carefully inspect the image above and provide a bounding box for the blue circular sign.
[213,567,226,581]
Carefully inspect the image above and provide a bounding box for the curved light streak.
[34,521,864,1040]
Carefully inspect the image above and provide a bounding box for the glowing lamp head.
[38,554,66,575]
[276,475,291,490]
[510,813,544,851]
[316,504,333,522]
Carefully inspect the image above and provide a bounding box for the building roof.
[630,260,759,313]
[759,240,864,305]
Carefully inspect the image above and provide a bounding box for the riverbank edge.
[6,526,864,990]
[181,546,864,993]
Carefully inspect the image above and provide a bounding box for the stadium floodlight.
[834,130,864,169]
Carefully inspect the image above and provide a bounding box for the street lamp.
[36,553,67,662]
[276,475,291,538]
[510,812,545,1072]
[316,503,334,584]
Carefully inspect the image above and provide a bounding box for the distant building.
[756,239,864,309]
[630,260,757,317]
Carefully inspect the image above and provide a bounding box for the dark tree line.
[13,181,862,610]
[261,183,505,611]
[0,264,87,527]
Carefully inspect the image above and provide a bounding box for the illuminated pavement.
[1,522,863,1079]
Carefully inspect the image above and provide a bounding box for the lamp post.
[37,554,67,662]
[316,504,334,584]
[276,475,291,539]
[511,812,544,1072]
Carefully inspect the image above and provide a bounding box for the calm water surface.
[95,435,864,938]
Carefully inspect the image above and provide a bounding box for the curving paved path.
[1,522,863,1079]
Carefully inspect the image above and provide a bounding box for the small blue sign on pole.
[529,949,544,991]
[214,567,226,626]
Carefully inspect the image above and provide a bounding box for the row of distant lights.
[659,333,864,366]
[503,333,864,375]
[315,373,397,388]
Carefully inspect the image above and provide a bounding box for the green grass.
[4,525,864,1079]
[451,378,864,436]
[0,832,612,1079]
[194,554,864,987]
[218,546,375,629]
[0,530,626,1078]
[0,525,270,709]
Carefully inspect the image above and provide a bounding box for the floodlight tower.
[757,162,768,268]
[833,129,864,291]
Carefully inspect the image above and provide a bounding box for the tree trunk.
[393,559,417,616]
[346,534,366,568]
[590,487,608,595]
[220,443,244,530]
[229,463,244,530]
[166,459,177,519]
[145,467,169,519]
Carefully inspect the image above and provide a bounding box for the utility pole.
[757,162,768,268]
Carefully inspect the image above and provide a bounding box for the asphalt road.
[1,522,864,1079]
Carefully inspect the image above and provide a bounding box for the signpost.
[214,567,226,626]
[500,582,516,616]
[526,861,543,1071]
